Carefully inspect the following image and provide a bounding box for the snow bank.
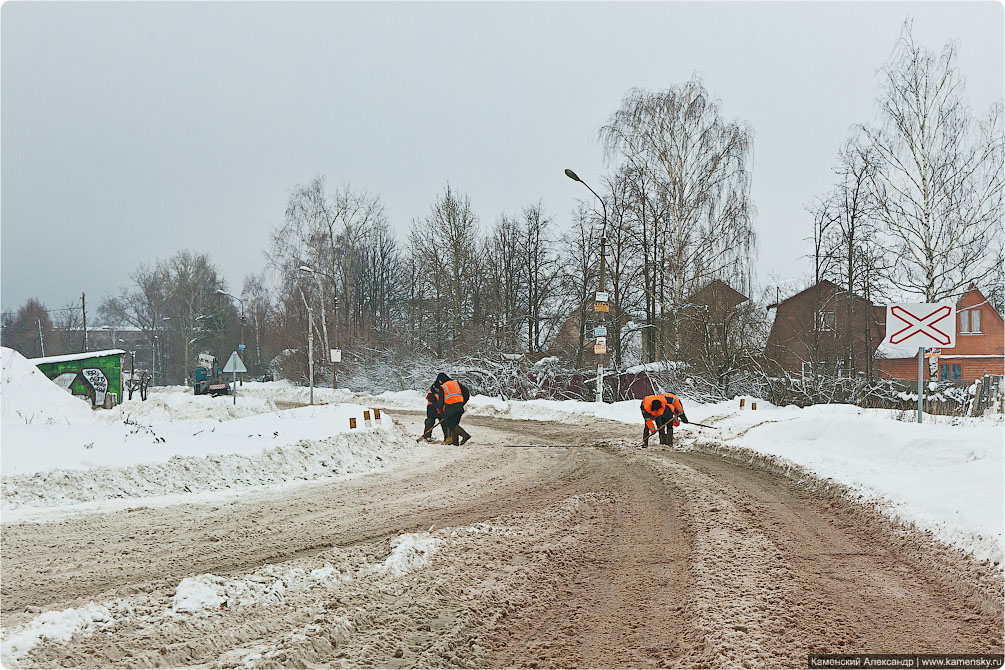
[1,347,95,425]
[2,355,413,515]
[2,427,409,511]
[2,401,394,476]
[0,603,114,667]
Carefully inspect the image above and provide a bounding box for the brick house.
[876,285,1004,383]
[764,280,885,378]
[678,279,750,359]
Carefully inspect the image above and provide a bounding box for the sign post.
[222,351,248,406]
[884,302,956,424]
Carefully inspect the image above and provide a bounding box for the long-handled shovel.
[633,422,718,448]
[416,418,444,442]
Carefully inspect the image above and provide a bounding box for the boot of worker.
[641,427,650,448]
[659,426,670,446]
[456,426,471,446]
[422,418,435,441]
[441,423,450,441]
[444,429,455,445]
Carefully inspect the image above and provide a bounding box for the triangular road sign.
[222,351,247,373]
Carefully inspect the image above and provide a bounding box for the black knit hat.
[436,372,451,384]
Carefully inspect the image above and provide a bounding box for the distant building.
[764,280,885,378]
[678,279,750,360]
[29,349,126,408]
[876,285,1004,383]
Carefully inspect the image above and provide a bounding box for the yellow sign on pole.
[594,343,607,355]
[594,301,609,313]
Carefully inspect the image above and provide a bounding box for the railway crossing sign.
[884,302,956,424]
[884,302,956,349]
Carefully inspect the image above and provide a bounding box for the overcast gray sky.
[2,1,1002,313]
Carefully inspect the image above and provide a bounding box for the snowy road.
[2,411,1001,668]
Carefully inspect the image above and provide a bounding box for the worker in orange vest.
[640,392,688,447]
[422,380,449,442]
[436,372,471,445]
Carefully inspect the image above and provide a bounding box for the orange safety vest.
[442,380,464,405]
[664,393,684,426]
[642,394,666,417]
[642,394,666,431]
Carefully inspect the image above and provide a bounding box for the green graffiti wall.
[35,353,124,408]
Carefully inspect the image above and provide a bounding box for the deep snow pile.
[1,347,96,425]
[1,348,410,515]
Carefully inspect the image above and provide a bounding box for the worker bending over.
[640,392,689,447]
[437,372,472,445]
[422,379,449,442]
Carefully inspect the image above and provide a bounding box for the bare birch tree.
[600,76,757,361]
[863,23,1004,301]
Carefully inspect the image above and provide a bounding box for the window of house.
[816,311,835,332]
[940,363,963,381]
[960,308,982,334]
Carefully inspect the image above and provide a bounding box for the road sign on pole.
[222,352,247,406]
[884,302,956,424]
[884,302,956,348]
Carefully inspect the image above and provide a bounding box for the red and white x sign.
[884,302,956,348]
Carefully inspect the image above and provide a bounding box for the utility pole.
[597,234,607,403]
[81,292,87,352]
[36,318,45,357]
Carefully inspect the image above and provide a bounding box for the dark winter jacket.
[426,384,444,418]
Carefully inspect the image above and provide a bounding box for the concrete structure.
[30,349,126,408]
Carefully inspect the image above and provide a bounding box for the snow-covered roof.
[875,341,921,360]
[28,349,126,365]
[623,361,687,374]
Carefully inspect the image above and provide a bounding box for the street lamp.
[566,168,609,404]
[299,263,340,389]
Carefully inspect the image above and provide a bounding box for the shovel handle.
[417,417,444,442]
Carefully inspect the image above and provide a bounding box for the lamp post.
[565,168,608,403]
[299,264,340,389]
[217,289,247,386]
[297,286,315,405]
